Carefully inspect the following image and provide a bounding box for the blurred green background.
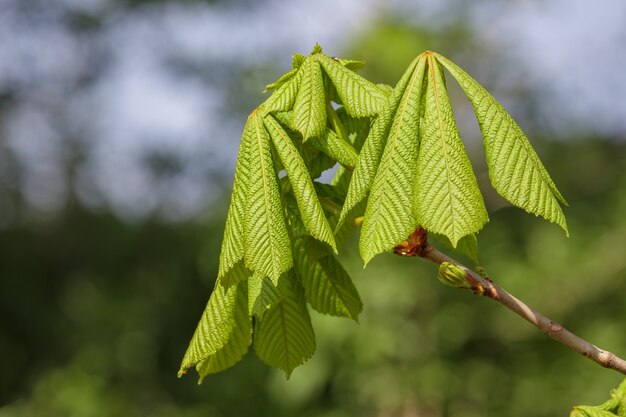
[1,1,625,416]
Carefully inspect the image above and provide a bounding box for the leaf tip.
[361,254,373,269]
[311,43,323,55]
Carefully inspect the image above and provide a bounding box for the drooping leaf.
[376,83,394,97]
[311,182,357,250]
[570,406,619,417]
[336,107,371,152]
[293,56,326,140]
[331,108,371,194]
[262,69,301,114]
[360,55,426,264]
[217,117,253,282]
[265,114,337,252]
[283,193,308,238]
[244,112,292,284]
[271,111,336,179]
[294,237,362,320]
[179,280,246,376]
[264,67,298,92]
[219,260,252,290]
[318,53,387,118]
[292,53,306,69]
[248,271,288,318]
[336,58,366,71]
[335,105,392,230]
[195,281,252,382]
[254,276,316,378]
[309,128,359,169]
[435,52,568,235]
[414,55,488,247]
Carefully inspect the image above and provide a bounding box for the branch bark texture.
[394,228,626,376]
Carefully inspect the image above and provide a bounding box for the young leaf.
[254,276,316,378]
[292,53,306,69]
[336,107,371,152]
[336,58,366,71]
[265,114,337,252]
[570,406,619,417]
[264,67,298,92]
[434,52,568,235]
[270,111,336,179]
[317,54,387,118]
[309,128,359,169]
[244,112,292,284]
[414,55,488,247]
[195,281,252,381]
[615,379,626,413]
[179,280,246,376]
[248,271,288,318]
[294,237,362,320]
[336,105,392,230]
[360,55,426,264]
[219,260,252,290]
[262,70,301,114]
[293,56,326,140]
[310,43,323,54]
[217,117,253,282]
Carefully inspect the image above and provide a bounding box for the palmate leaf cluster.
[179,45,568,380]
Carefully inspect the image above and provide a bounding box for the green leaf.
[377,83,394,98]
[293,56,326,140]
[264,67,298,92]
[294,237,362,320]
[265,115,337,252]
[292,53,306,69]
[195,280,252,382]
[254,276,316,378]
[270,111,336,179]
[244,112,292,284]
[599,399,622,414]
[318,54,387,118]
[336,58,366,71]
[336,107,371,152]
[248,271,288,318]
[179,280,247,377]
[360,55,426,264]
[262,70,301,114]
[309,128,359,169]
[312,183,357,249]
[217,118,253,281]
[571,406,619,417]
[336,106,391,230]
[615,379,626,416]
[435,52,568,235]
[310,43,323,54]
[219,260,252,290]
[414,55,488,247]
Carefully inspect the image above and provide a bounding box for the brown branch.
[394,227,626,376]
